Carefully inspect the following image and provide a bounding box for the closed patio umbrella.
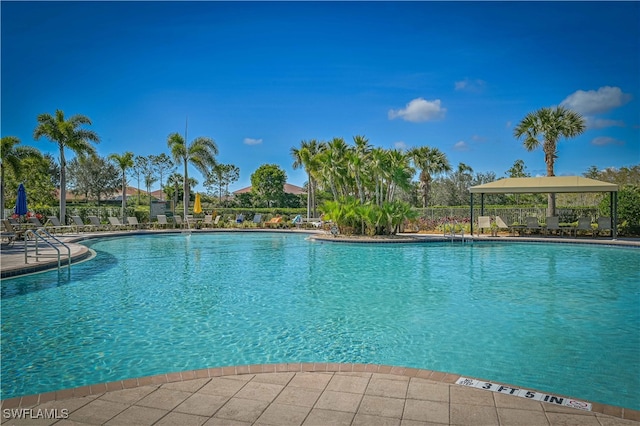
[193,193,202,214]
[14,183,28,217]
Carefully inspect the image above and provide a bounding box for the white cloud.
[560,86,632,115]
[388,98,446,122]
[591,136,623,146]
[244,137,263,145]
[454,78,486,93]
[393,141,408,151]
[586,117,625,129]
[453,140,469,151]
[505,121,512,128]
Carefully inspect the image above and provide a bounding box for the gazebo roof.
[469,176,618,194]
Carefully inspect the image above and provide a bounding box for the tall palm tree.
[167,133,218,217]
[514,106,586,215]
[108,151,134,223]
[408,146,451,208]
[349,135,372,203]
[291,139,324,219]
[33,110,100,221]
[1,136,42,219]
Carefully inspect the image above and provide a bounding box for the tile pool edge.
[1,363,638,422]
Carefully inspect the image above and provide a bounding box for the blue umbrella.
[14,183,28,216]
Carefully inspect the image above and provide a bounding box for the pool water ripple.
[1,233,639,410]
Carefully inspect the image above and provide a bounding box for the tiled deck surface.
[2,229,639,425]
[2,364,639,426]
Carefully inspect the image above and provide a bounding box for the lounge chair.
[28,216,45,228]
[174,215,184,228]
[525,217,542,234]
[252,214,262,225]
[476,216,492,236]
[108,217,129,230]
[46,216,77,234]
[235,214,244,224]
[595,216,612,238]
[574,217,593,237]
[496,215,522,236]
[544,216,564,236]
[88,215,109,231]
[1,218,23,245]
[71,215,93,232]
[213,215,221,227]
[264,216,283,228]
[292,215,302,227]
[155,215,169,229]
[202,215,214,228]
[127,216,144,229]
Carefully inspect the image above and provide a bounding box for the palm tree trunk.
[121,174,127,223]
[59,148,67,223]
[183,158,189,218]
[0,166,5,219]
[306,171,311,219]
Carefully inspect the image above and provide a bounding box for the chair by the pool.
[46,216,77,234]
[213,215,221,227]
[202,215,214,228]
[108,217,129,231]
[28,216,45,228]
[71,215,93,232]
[544,216,563,236]
[1,218,23,244]
[88,216,109,231]
[496,215,521,236]
[525,217,542,234]
[476,216,492,236]
[236,214,244,224]
[174,215,184,228]
[127,216,144,229]
[574,217,593,237]
[595,216,612,238]
[252,214,262,225]
[264,216,283,228]
[155,215,169,229]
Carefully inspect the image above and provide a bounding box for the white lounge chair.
[174,215,184,228]
[476,216,492,236]
[496,215,523,236]
[127,216,144,229]
[202,215,214,228]
[155,215,169,229]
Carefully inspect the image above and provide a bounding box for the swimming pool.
[1,233,639,409]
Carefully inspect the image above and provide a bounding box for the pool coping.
[1,363,638,422]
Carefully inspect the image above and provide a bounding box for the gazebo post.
[470,193,474,236]
[612,191,617,239]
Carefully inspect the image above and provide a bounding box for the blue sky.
[2,1,639,193]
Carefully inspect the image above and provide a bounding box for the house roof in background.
[233,183,305,195]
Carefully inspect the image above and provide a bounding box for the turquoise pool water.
[1,233,639,409]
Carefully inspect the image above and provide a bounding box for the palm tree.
[291,139,324,219]
[167,133,218,217]
[33,110,100,221]
[1,136,42,219]
[408,146,451,208]
[108,152,134,223]
[349,135,372,203]
[514,106,586,215]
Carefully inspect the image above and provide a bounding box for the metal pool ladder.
[24,228,72,272]
[443,220,468,244]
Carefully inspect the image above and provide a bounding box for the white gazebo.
[469,176,619,238]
